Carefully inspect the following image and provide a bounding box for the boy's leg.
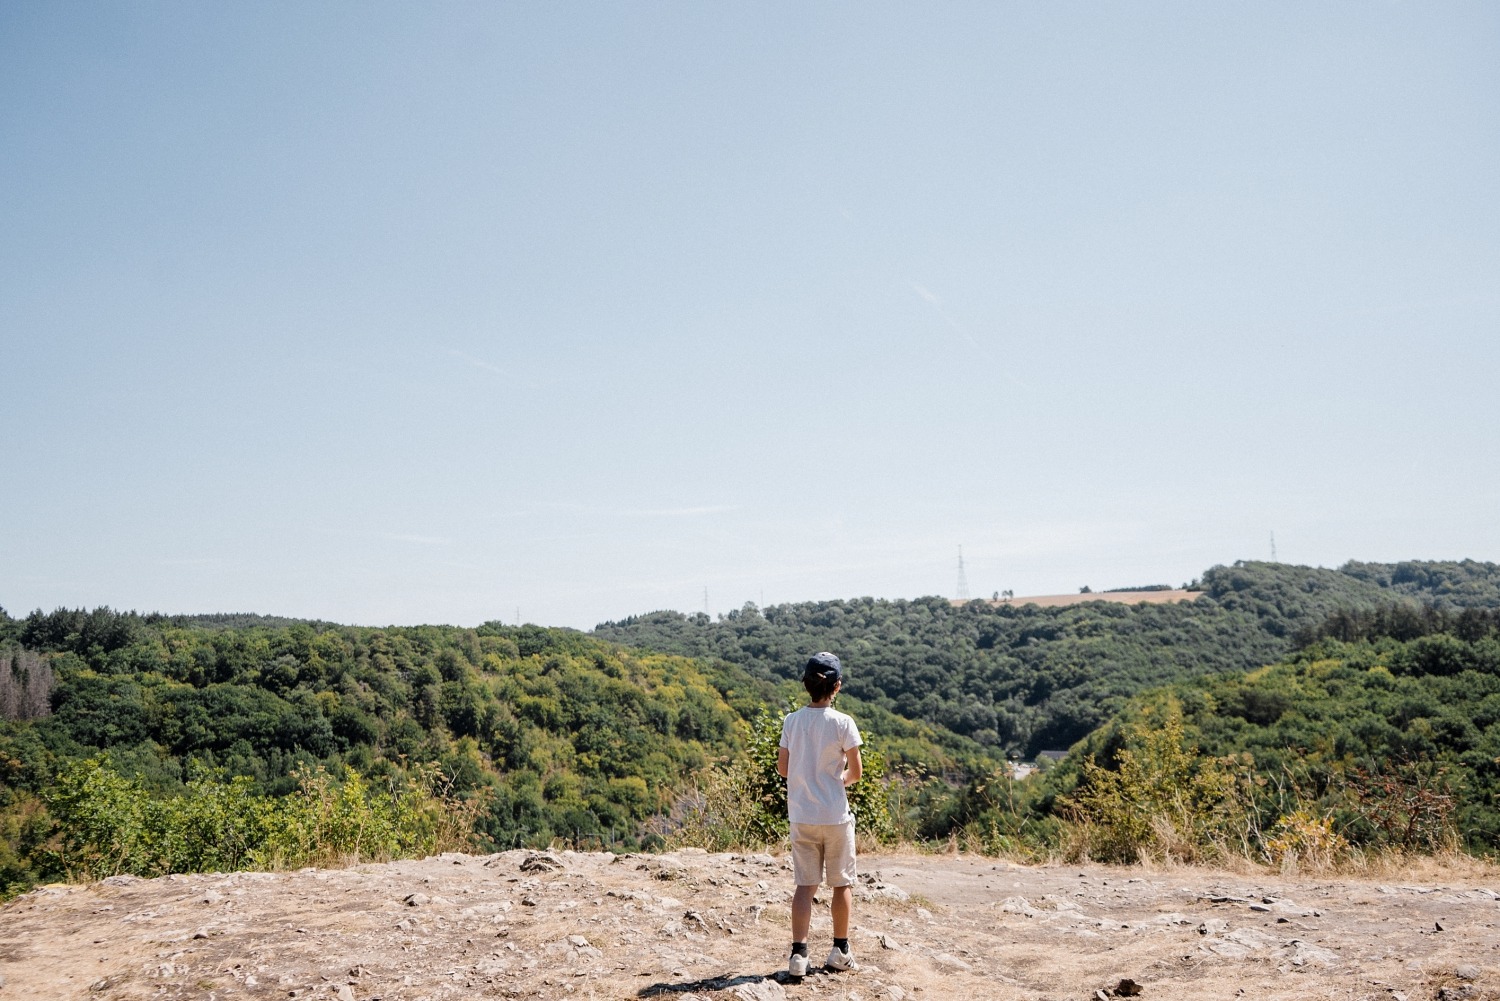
[788,824,826,946]
[824,820,857,969]
[791,884,817,943]
[830,884,852,938]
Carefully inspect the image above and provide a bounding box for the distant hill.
[595,560,1500,757]
[1339,559,1500,606]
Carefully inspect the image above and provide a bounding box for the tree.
[0,649,53,721]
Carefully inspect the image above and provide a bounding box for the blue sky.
[3,3,1497,629]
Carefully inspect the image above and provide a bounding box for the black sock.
[833,937,849,952]
[791,942,808,958]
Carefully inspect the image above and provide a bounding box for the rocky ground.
[4,848,1500,1001]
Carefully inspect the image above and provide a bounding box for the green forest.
[0,606,966,896]
[596,559,1500,755]
[4,558,1500,897]
[0,612,747,894]
[1041,604,1500,862]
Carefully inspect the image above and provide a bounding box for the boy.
[777,651,863,977]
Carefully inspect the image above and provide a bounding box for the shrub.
[0,790,49,899]
[1060,703,1249,863]
[1263,809,1347,871]
[42,757,479,883]
[661,704,895,850]
[1340,759,1459,854]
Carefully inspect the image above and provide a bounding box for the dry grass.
[729,829,1500,885]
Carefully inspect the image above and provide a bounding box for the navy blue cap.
[804,651,842,682]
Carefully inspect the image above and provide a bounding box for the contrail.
[446,349,505,375]
[910,283,1028,389]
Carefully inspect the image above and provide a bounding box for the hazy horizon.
[6,554,1487,632]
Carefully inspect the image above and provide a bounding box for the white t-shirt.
[779,705,863,825]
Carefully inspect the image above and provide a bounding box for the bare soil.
[954,591,1201,610]
[3,849,1498,1001]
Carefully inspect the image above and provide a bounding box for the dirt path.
[3,849,1498,1000]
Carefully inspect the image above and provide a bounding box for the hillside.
[0,611,757,896]
[595,560,1500,757]
[0,608,976,898]
[957,588,1201,608]
[4,847,1496,1001]
[6,558,1500,900]
[1062,605,1500,854]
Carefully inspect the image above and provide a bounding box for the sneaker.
[825,945,857,972]
[788,952,810,977]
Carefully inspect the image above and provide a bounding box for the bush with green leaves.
[0,788,49,898]
[45,758,269,880]
[1060,702,1251,863]
[259,762,480,868]
[663,703,894,850]
[41,757,477,883]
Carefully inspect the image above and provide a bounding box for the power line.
[956,545,970,601]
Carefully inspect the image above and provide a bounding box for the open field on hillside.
[5,848,1498,1001]
[954,590,1203,609]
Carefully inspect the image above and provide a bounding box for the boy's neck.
[808,698,834,709]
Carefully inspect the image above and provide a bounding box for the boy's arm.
[777,746,789,778]
[842,746,862,786]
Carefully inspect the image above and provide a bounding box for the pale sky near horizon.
[3,3,1498,630]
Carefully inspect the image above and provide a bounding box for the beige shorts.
[790,821,857,888]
